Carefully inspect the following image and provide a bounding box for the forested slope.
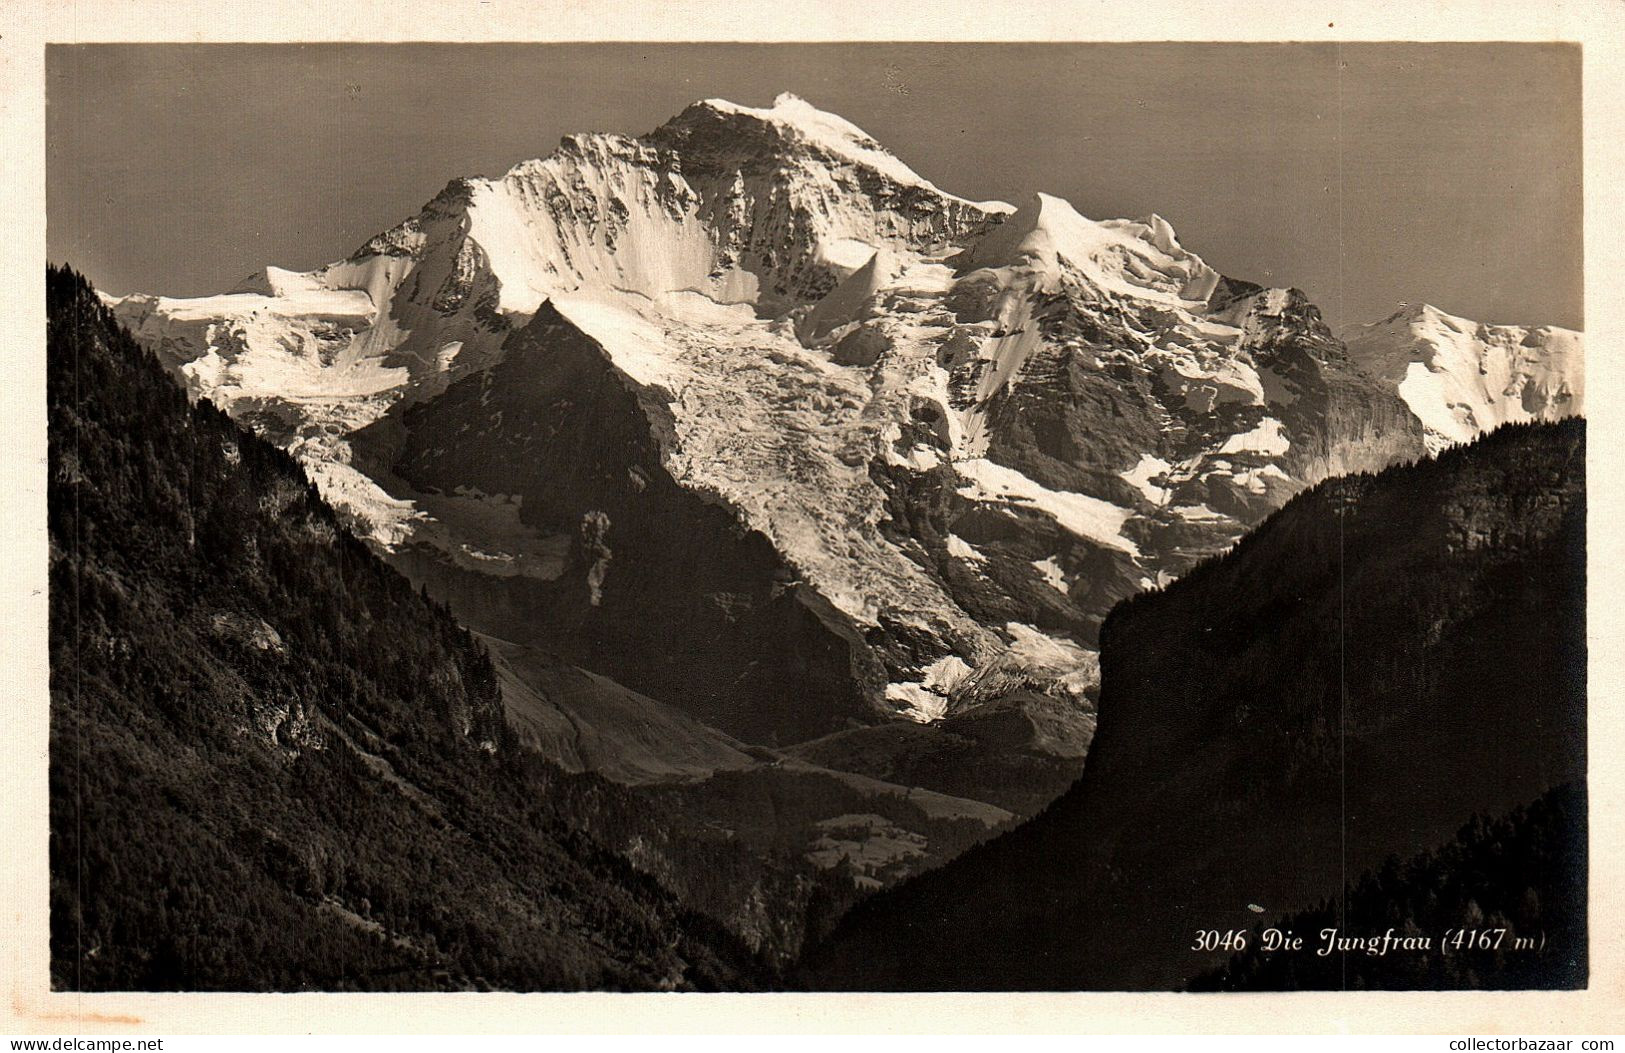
[46,266,770,991]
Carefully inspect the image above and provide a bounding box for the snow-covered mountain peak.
[961,192,1220,304]
[1341,304,1583,452]
[677,93,979,203]
[1398,301,1445,321]
[1365,301,1475,334]
[106,92,1016,437]
[339,94,1009,324]
[696,92,880,145]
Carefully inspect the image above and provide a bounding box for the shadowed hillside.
[800,418,1585,990]
[46,266,775,991]
[1191,782,1585,990]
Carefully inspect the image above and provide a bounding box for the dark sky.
[47,42,1582,329]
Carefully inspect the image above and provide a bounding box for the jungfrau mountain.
[799,416,1587,990]
[102,92,1574,794]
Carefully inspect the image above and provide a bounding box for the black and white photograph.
[6,1,1622,1037]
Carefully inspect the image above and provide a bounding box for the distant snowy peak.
[343,92,1011,323]
[692,93,930,183]
[674,92,1013,212]
[961,192,1219,304]
[1340,303,1583,451]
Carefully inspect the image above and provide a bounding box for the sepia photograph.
[6,2,1620,1037]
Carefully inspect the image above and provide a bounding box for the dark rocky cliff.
[800,418,1585,990]
[375,302,880,744]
